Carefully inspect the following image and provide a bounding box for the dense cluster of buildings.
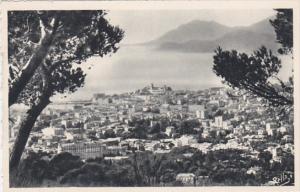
[9,84,294,185]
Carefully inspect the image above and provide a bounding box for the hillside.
[149,20,232,44]
[144,17,279,53]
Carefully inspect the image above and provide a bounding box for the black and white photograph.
[2,1,299,190]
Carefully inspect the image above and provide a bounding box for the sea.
[53,44,292,102]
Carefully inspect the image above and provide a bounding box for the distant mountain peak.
[144,17,278,53]
[151,19,232,44]
[182,19,225,26]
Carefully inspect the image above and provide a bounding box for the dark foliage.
[12,147,293,187]
[270,9,293,54]
[9,10,124,169]
[212,9,293,109]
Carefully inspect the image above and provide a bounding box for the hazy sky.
[106,9,276,44]
[54,9,288,101]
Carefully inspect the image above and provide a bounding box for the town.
[9,84,294,186]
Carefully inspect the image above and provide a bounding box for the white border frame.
[1,1,300,192]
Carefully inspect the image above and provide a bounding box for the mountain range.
[142,17,279,53]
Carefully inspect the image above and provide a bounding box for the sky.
[106,9,277,44]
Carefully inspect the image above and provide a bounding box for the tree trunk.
[9,32,54,107]
[9,93,51,170]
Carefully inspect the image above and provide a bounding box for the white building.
[177,135,198,146]
[196,109,208,119]
[58,142,107,160]
[222,120,232,130]
[104,156,129,162]
[42,127,64,137]
[165,126,175,137]
[266,123,278,131]
[149,83,167,95]
[215,116,223,128]
[176,173,196,185]
[278,126,287,134]
[190,143,211,154]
